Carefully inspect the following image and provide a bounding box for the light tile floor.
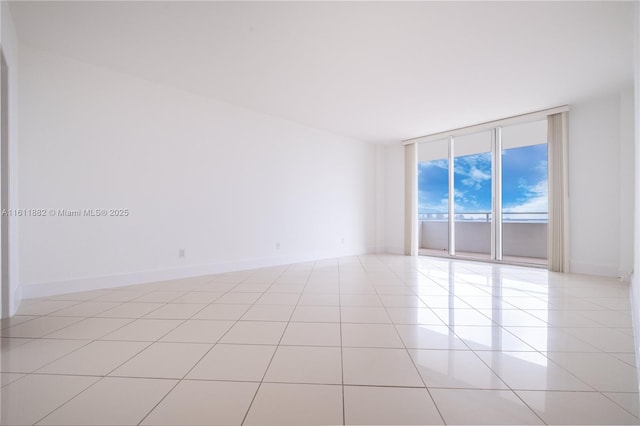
[1,255,639,425]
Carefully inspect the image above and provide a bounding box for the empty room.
[0,1,639,425]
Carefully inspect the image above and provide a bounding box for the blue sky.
[418,144,548,214]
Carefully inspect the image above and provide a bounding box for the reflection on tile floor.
[1,255,639,425]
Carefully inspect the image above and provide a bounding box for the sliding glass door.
[453,130,493,260]
[501,120,548,265]
[417,139,449,255]
[417,120,548,266]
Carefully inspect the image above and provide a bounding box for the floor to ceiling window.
[452,130,493,261]
[418,119,548,266]
[501,120,548,265]
[417,138,449,252]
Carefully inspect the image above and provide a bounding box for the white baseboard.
[21,248,372,299]
[11,285,21,316]
[383,245,404,255]
[569,261,619,278]
[3,285,22,319]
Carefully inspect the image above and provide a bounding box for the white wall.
[569,88,635,277]
[374,145,386,253]
[632,0,640,390]
[621,88,636,279]
[383,144,404,254]
[19,45,376,298]
[0,4,21,316]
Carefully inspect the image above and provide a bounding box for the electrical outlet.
[178,248,185,258]
[341,238,345,244]
[276,242,281,250]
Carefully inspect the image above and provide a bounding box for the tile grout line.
[136,379,183,426]
[136,270,273,426]
[338,258,346,426]
[374,254,448,425]
[27,288,223,424]
[30,371,105,425]
[16,369,640,394]
[239,263,305,426]
[28,277,244,424]
[599,391,640,420]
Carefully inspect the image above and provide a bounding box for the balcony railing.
[418,211,548,223]
[418,212,548,259]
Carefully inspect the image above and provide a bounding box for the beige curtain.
[547,112,569,272]
[404,144,418,255]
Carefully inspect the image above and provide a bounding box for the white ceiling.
[9,1,635,144]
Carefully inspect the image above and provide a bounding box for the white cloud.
[453,189,481,211]
[454,154,491,189]
[470,167,491,181]
[505,179,548,213]
[419,159,448,170]
[462,167,491,188]
[418,196,448,213]
[536,159,548,173]
[419,193,476,216]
